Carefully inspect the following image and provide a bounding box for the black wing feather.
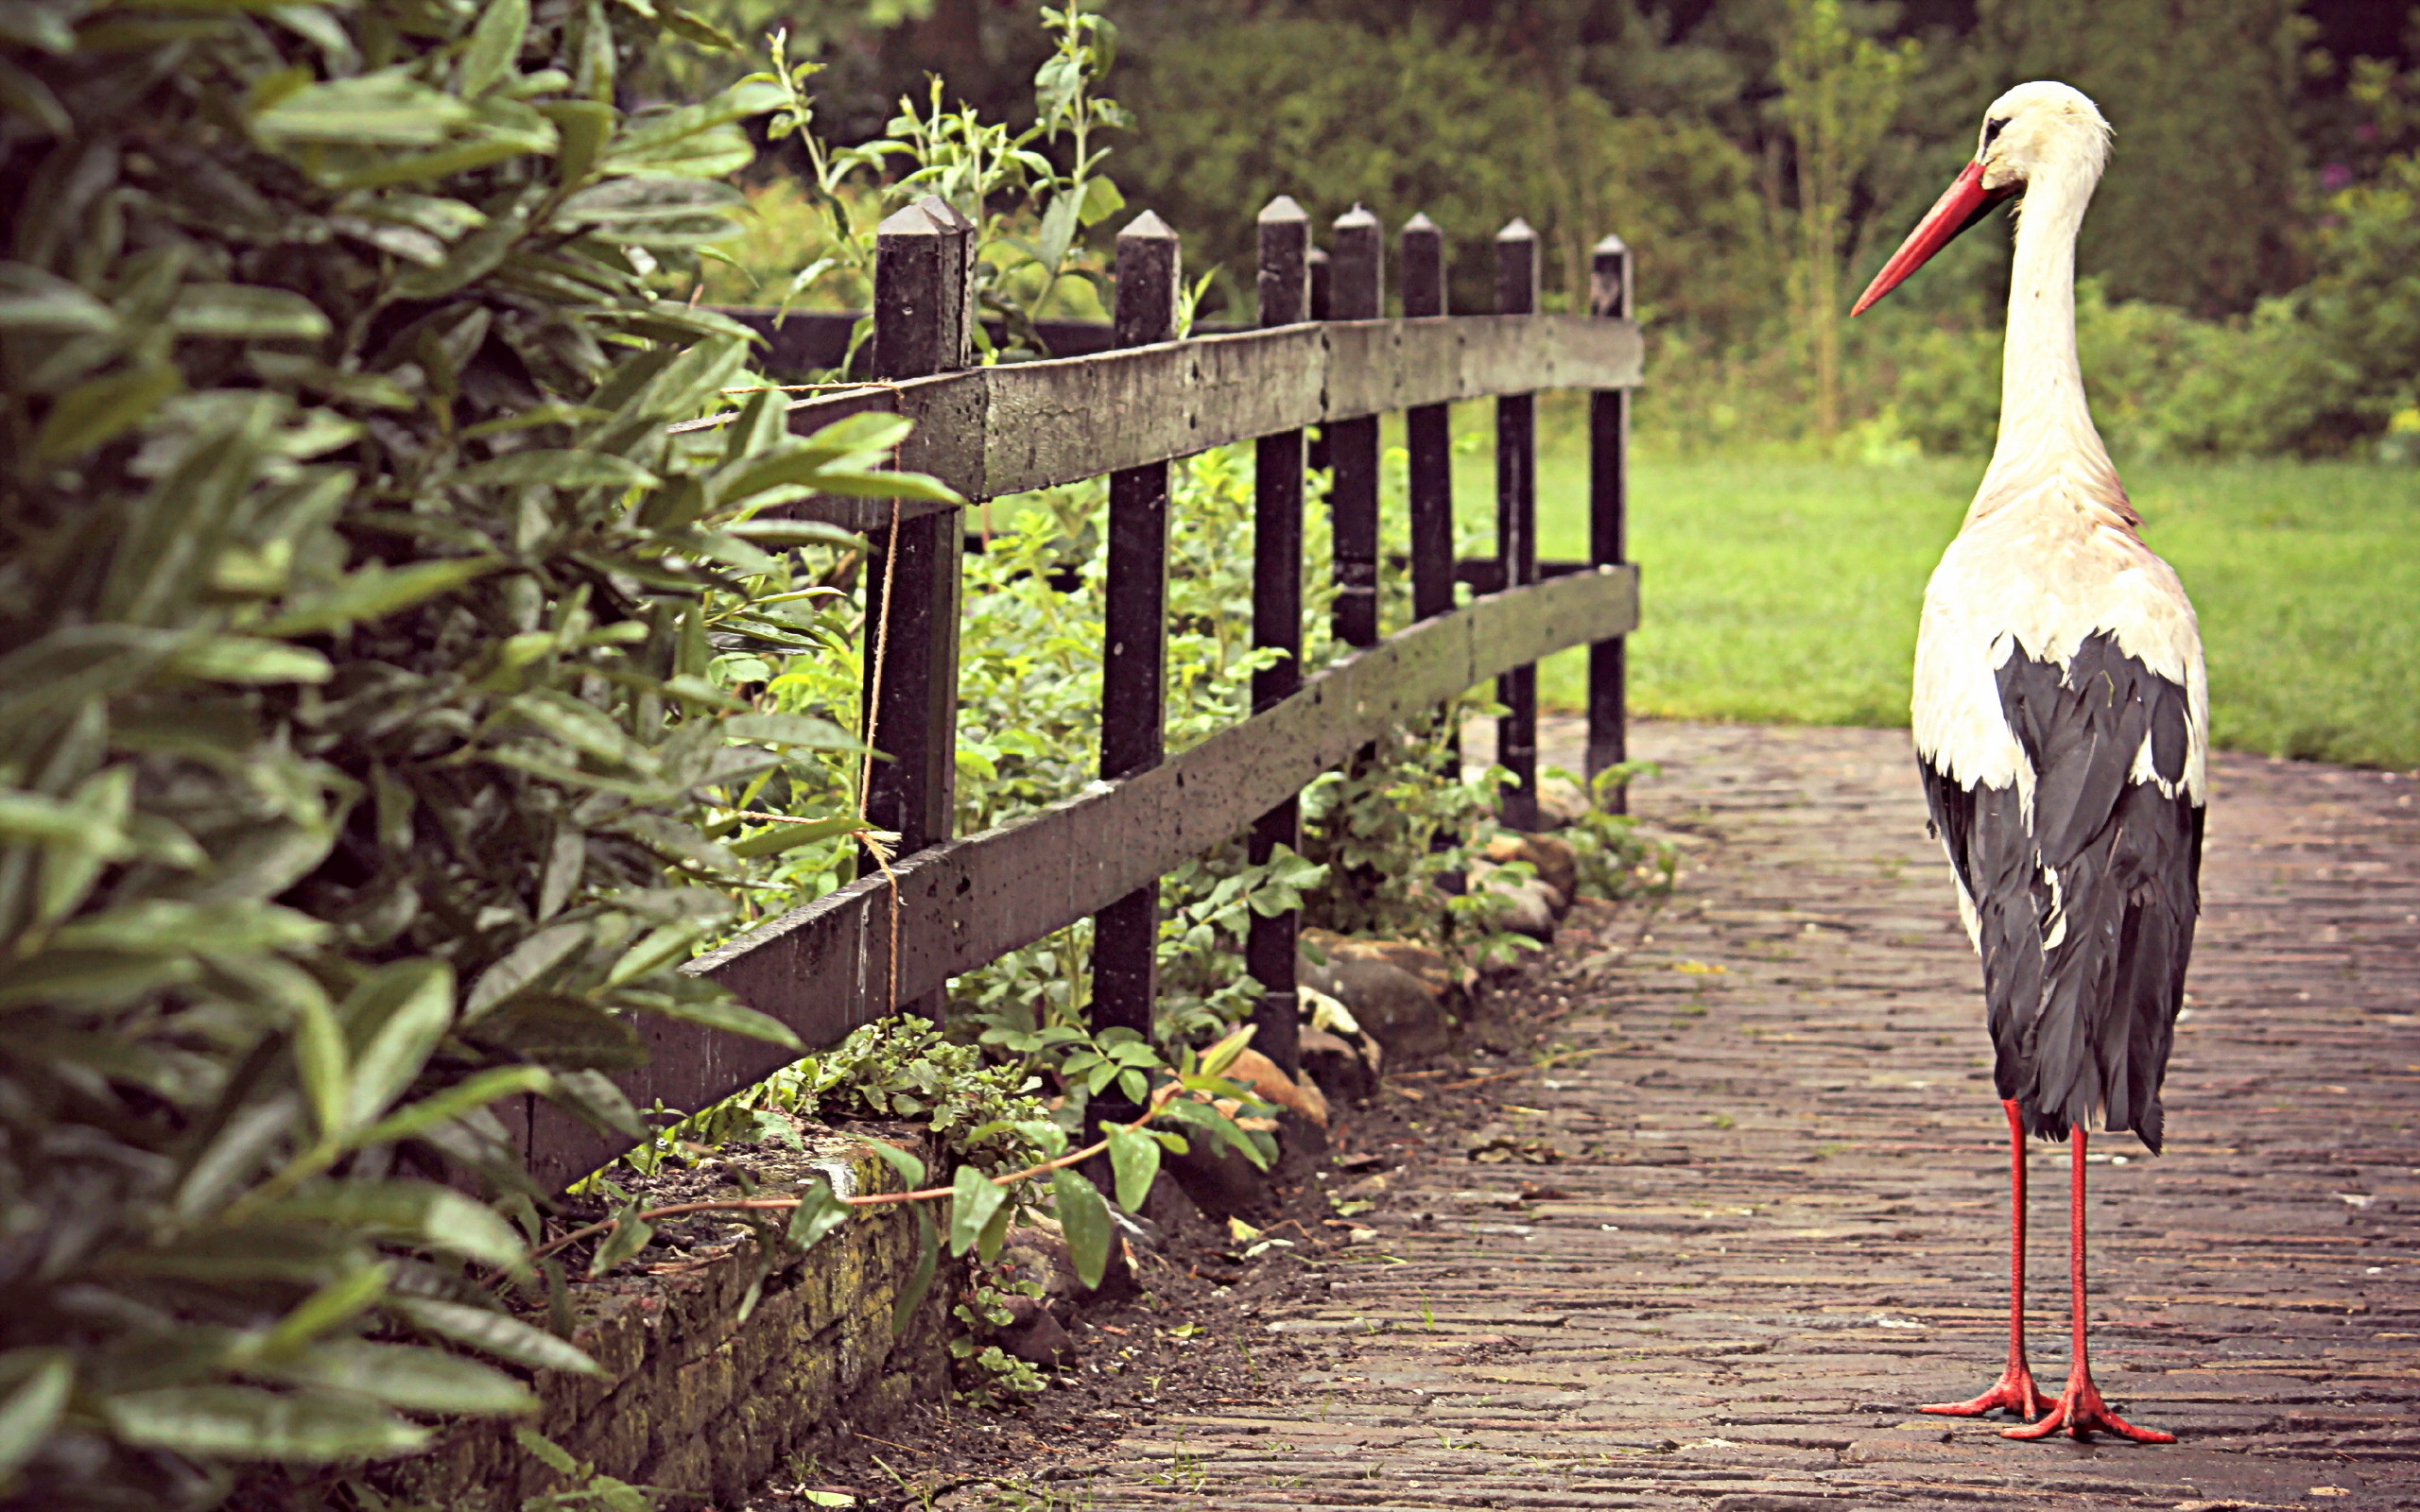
[1932,630,2204,1152]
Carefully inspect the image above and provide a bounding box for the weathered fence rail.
[514,194,1643,1192]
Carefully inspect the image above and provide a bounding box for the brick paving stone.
[1073,721,2420,1511]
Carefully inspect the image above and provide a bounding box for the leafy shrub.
[0,1,958,1503]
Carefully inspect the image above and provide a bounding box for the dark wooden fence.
[517,195,1643,1192]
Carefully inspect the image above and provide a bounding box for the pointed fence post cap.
[1402,211,1440,233]
[1594,232,1630,255]
[1259,194,1308,224]
[1496,217,1538,242]
[915,193,974,233]
[1334,203,1380,231]
[1119,208,1178,242]
[875,200,943,237]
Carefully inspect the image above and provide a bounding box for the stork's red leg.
[1924,1099,2053,1419]
[2002,1125,2175,1443]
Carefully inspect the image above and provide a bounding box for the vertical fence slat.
[1400,212,1452,624]
[1493,218,1541,832]
[1305,245,1332,474]
[1587,232,1634,809]
[862,195,973,919]
[1091,211,1182,1053]
[1328,205,1384,649]
[1247,195,1310,1076]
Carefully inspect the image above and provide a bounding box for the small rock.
[995,1226,1080,1298]
[1537,773,1590,828]
[1299,1025,1381,1104]
[996,1302,1075,1368]
[1296,950,1451,1060]
[1224,1047,1328,1127]
[1467,860,1560,942]
[1483,832,1580,906]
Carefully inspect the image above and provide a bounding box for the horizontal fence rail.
[718,315,1642,531]
[516,195,1643,1194]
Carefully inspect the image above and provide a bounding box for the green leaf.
[1103,1123,1160,1213]
[547,1067,645,1140]
[393,1298,600,1376]
[856,1138,926,1192]
[587,1195,653,1276]
[292,994,350,1143]
[790,468,962,504]
[253,68,471,148]
[464,919,590,1019]
[1053,1167,1112,1290]
[102,1384,430,1462]
[658,5,741,51]
[50,900,328,956]
[785,1174,851,1252]
[515,1423,581,1474]
[945,1165,1006,1259]
[1079,174,1126,228]
[538,99,616,184]
[454,450,658,490]
[726,812,862,859]
[34,365,184,462]
[267,1179,524,1270]
[723,713,860,749]
[890,1206,937,1338]
[0,55,69,138]
[341,959,454,1128]
[0,1354,71,1483]
[259,558,497,637]
[465,993,646,1071]
[350,1064,553,1147]
[0,263,117,335]
[636,992,804,1051]
[169,284,331,340]
[602,918,703,989]
[269,1341,535,1416]
[558,175,743,226]
[721,518,867,550]
[458,0,528,97]
[596,80,782,176]
[168,637,333,685]
[260,1264,390,1355]
[0,788,86,844]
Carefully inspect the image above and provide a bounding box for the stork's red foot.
[1921,1362,2053,1420]
[1999,1370,2174,1443]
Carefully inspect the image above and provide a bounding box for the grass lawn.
[1432,403,2420,770]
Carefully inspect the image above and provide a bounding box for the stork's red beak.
[1851,161,2019,316]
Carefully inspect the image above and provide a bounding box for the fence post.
[1587,232,1634,808]
[1328,205,1384,648]
[1090,210,1181,1053]
[861,197,972,962]
[1400,212,1452,624]
[1247,194,1310,1077]
[1305,245,1331,473]
[1494,218,1541,832]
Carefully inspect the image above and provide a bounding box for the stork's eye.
[1982,116,2011,149]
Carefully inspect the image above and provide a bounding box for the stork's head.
[1851,80,2112,316]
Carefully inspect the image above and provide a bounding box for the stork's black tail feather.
[1920,631,2203,1155]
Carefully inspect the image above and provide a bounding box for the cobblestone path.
[1096,721,2420,1510]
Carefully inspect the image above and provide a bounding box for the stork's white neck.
[1975,163,2119,513]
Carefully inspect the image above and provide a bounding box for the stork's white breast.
[1911,480,2208,804]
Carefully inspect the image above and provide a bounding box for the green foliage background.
[702,0,2420,462]
[0,0,958,1503]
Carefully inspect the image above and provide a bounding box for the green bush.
[0,1,953,1503]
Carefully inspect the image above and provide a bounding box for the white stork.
[1853,80,2206,1444]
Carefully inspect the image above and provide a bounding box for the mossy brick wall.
[377,1132,954,1509]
